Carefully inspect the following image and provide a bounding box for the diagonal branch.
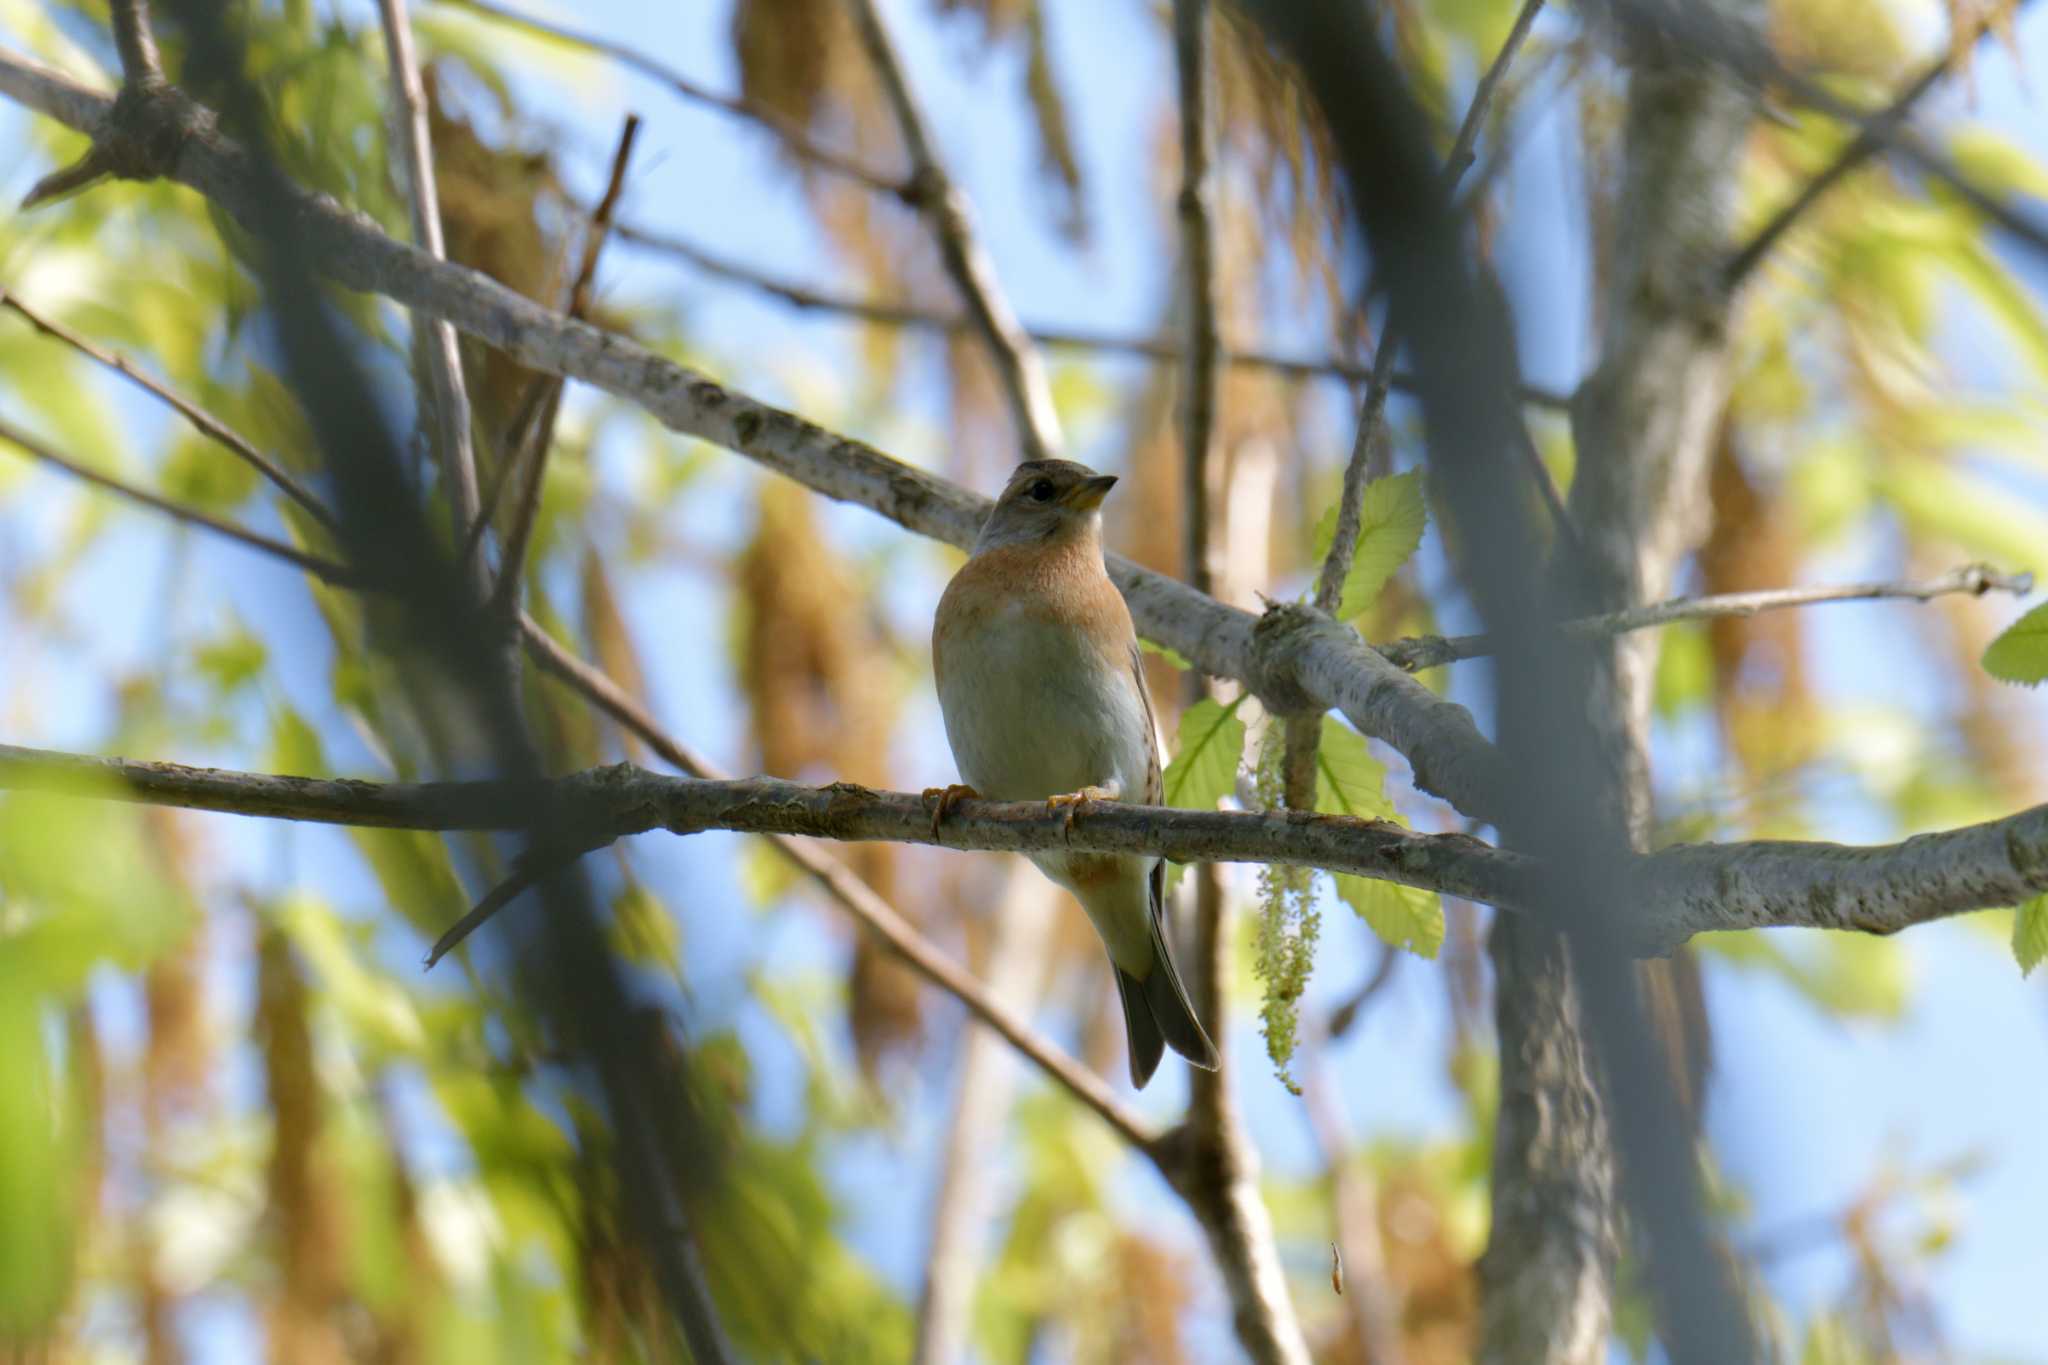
[487,116,639,618]
[1378,563,2033,671]
[377,0,483,584]
[439,0,903,193]
[846,0,1064,461]
[618,220,1575,407]
[0,417,362,586]
[0,286,337,531]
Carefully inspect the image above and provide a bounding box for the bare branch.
[109,0,164,85]
[1379,563,2033,671]
[1609,0,2048,262]
[377,0,483,581]
[620,221,1576,407]
[0,417,362,586]
[513,619,1158,1151]
[846,0,1064,461]
[440,0,903,193]
[1313,0,1547,623]
[634,231,1578,414]
[488,116,640,618]
[1175,0,1221,600]
[7,738,2042,979]
[0,286,337,531]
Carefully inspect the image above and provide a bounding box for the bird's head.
[973,459,1119,553]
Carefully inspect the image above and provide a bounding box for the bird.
[929,458,1220,1088]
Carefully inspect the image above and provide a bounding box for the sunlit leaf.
[1314,716,1395,820]
[1312,471,1429,618]
[1334,874,1443,957]
[2012,893,2048,975]
[1162,696,1246,810]
[1982,600,2048,686]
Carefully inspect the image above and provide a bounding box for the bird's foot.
[921,783,982,842]
[1046,785,1117,844]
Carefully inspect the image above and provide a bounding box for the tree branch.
[615,220,1577,408]
[0,417,362,586]
[1721,0,2031,288]
[0,47,1515,830]
[109,0,164,86]
[513,619,1158,1150]
[1380,563,2033,671]
[846,0,1064,461]
[6,739,2041,973]
[377,0,483,583]
[439,0,903,193]
[0,285,337,531]
[487,115,639,619]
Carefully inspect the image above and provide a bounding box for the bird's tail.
[1114,916,1221,1089]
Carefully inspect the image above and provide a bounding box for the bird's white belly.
[937,610,1150,806]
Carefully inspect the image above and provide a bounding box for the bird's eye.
[1028,479,1056,503]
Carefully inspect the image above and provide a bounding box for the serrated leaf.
[1336,470,1428,619]
[1335,874,1443,957]
[1314,717,1395,820]
[1983,601,2048,685]
[1162,696,1246,810]
[2013,894,2048,976]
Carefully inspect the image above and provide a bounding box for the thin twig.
[0,286,337,531]
[437,0,903,194]
[488,116,640,618]
[846,0,1063,461]
[1722,1,2029,288]
[1611,0,2048,263]
[377,0,483,584]
[619,221,1576,408]
[0,417,362,586]
[1176,0,1221,603]
[1297,0,1548,804]
[109,0,164,83]
[1378,563,2034,671]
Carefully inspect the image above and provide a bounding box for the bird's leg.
[921,783,982,841]
[1046,783,1119,844]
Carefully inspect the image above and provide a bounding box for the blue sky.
[4,0,2048,1359]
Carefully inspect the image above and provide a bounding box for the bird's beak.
[1064,474,1118,511]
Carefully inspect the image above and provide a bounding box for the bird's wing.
[1131,640,1168,927]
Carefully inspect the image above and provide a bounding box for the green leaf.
[1335,875,1443,957]
[1337,470,1428,618]
[2013,894,2048,976]
[1314,717,1395,820]
[1137,636,1192,670]
[194,626,268,696]
[1983,601,2048,686]
[1162,696,1246,810]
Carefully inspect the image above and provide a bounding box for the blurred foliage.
[0,0,2042,1358]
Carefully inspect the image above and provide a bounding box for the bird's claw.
[922,784,981,842]
[1046,786,1115,844]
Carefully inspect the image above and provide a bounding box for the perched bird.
[930,459,1220,1088]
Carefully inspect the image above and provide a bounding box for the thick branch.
[615,220,1574,408]
[846,0,1064,461]
[0,48,1515,826]
[4,742,2042,966]
[1380,563,2032,671]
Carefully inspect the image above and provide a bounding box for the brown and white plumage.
[932,459,1218,1087]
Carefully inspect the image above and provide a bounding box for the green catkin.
[1251,723,1318,1095]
